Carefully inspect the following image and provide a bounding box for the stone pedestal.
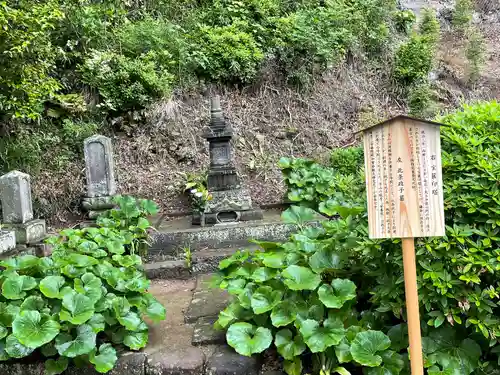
[82,135,117,218]
[0,171,46,244]
[195,96,263,226]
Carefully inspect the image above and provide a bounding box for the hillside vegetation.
[0,0,496,224]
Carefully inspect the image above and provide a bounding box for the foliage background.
[0,0,499,225]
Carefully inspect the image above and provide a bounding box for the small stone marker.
[0,171,46,244]
[82,135,117,218]
[0,230,16,255]
[359,115,446,375]
[0,170,33,224]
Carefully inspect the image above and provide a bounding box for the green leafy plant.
[278,157,364,213]
[187,24,264,83]
[80,50,174,112]
[215,101,500,374]
[0,196,165,373]
[184,173,212,215]
[0,0,64,119]
[392,9,416,35]
[465,26,486,83]
[452,0,474,29]
[215,205,404,375]
[408,83,436,118]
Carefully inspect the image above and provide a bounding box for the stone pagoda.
[197,96,263,225]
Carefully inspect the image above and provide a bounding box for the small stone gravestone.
[0,171,46,244]
[0,230,16,255]
[82,135,117,218]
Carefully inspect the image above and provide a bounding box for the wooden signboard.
[362,116,445,239]
[359,115,446,375]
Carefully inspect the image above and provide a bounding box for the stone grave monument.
[82,135,117,218]
[195,96,263,225]
[0,171,46,244]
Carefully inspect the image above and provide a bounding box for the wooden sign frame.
[359,115,446,375]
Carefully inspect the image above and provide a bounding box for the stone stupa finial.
[210,95,225,128]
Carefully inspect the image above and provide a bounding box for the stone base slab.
[82,196,115,219]
[3,219,46,244]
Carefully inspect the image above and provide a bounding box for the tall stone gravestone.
[197,96,263,225]
[0,171,46,244]
[82,135,117,218]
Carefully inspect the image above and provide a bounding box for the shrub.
[392,9,416,35]
[80,50,174,112]
[187,24,264,83]
[273,7,352,87]
[278,157,364,212]
[408,83,435,118]
[330,147,364,176]
[255,101,500,375]
[452,0,474,29]
[394,34,434,86]
[418,8,440,45]
[0,196,165,373]
[465,26,486,82]
[0,0,64,119]
[215,205,403,375]
[0,118,100,175]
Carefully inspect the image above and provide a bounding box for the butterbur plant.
[0,196,165,374]
[215,206,404,375]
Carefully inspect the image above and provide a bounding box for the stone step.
[147,209,306,262]
[144,245,260,280]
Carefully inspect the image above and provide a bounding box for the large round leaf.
[351,330,391,367]
[20,296,45,311]
[309,248,346,273]
[318,279,357,309]
[112,255,142,268]
[66,254,98,267]
[124,331,148,350]
[0,302,20,327]
[282,265,321,291]
[89,343,118,373]
[0,339,9,361]
[74,273,103,303]
[2,274,37,300]
[5,334,34,358]
[0,324,7,340]
[271,300,297,327]
[281,206,317,226]
[12,310,60,349]
[143,294,166,322]
[251,267,277,282]
[284,358,303,375]
[45,357,69,375]
[299,318,345,353]
[88,314,106,333]
[226,322,273,356]
[112,296,131,316]
[237,283,258,309]
[261,252,287,269]
[55,324,96,357]
[216,302,252,329]
[117,311,145,331]
[275,329,306,360]
[60,290,95,324]
[251,286,283,314]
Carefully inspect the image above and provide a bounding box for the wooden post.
[359,116,447,375]
[402,238,423,375]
